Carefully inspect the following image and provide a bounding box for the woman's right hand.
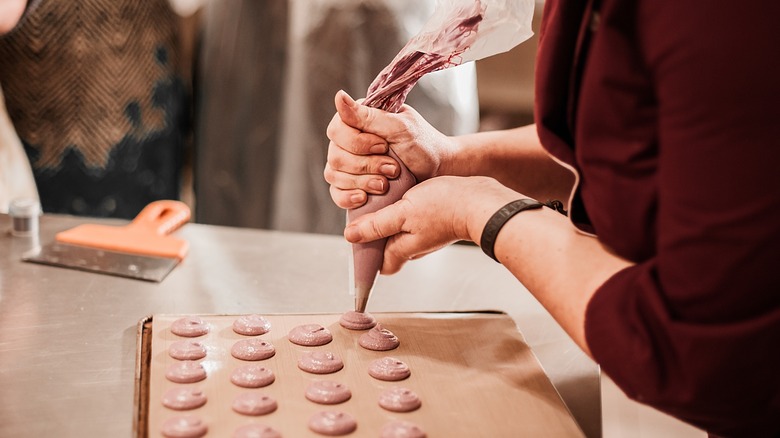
[324,90,456,209]
[344,175,520,274]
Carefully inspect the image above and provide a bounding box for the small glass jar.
[8,198,41,237]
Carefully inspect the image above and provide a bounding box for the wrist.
[462,178,520,243]
[439,134,471,178]
[479,199,545,262]
[471,194,570,262]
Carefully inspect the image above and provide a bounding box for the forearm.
[464,191,633,355]
[446,124,575,203]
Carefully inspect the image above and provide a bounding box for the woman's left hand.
[344,175,519,274]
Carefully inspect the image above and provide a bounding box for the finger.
[380,235,440,275]
[327,141,399,178]
[379,251,428,275]
[343,202,407,243]
[381,232,441,275]
[380,234,411,275]
[334,90,400,137]
[326,112,388,156]
[328,184,367,209]
[381,255,407,275]
[323,161,389,195]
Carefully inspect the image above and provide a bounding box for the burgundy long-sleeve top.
[534,1,780,436]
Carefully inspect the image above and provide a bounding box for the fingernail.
[344,224,361,242]
[350,193,365,204]
[369,143,386,154]
[380,163,397,177]
[340,90,356,107]
[368,179,384,191]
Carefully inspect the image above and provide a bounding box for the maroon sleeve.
[584,1,780,436]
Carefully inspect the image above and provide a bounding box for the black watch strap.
[480,199,544,263]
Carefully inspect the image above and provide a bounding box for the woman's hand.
[324,90,456,209]
[344,175,519,274]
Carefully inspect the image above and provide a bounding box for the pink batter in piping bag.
[348,0,535,312]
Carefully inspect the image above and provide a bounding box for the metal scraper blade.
[22,242,179,282]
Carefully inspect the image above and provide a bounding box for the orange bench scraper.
[23,200,191,282]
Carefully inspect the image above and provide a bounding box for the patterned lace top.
[0,0,187,218]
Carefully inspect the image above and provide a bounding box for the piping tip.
[354,284,372,313]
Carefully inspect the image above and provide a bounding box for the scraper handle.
[128,200,191,236]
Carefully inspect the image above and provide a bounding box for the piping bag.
[348,0,535,312]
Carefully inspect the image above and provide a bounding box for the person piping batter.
[324,1,780,436]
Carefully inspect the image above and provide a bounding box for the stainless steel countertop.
[0,213,600,437]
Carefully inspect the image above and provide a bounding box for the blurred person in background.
[0,0,198,218]
[195,0,479,233]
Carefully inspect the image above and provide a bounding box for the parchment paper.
[142,313,585,437]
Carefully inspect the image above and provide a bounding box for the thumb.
[335,90,386,134]
[344,202,406,243]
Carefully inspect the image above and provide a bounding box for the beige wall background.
[475,0,542,130]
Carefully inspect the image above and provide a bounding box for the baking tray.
[135,312,585,437]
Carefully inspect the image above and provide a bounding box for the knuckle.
[358,157,371,175]
[356,133,376,154]
[386,244,405,263]
[396,198,414,218]
[326,122,336,140]
[326,113,343,140]
[326,141,337,161]
[383,244,406,274]
[363,108,376,129]
[329,151,345,169]
[329,186,350,209]
[370,218,384,238]
[322,165,334,183]
[396,115,413,133]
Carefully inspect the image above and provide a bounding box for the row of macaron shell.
[160,314,426,437]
